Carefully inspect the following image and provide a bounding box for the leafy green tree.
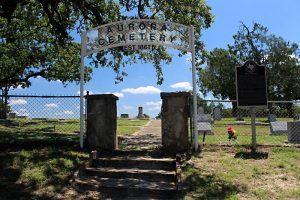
[1,0,214,84]
[0,4,92,118]
[199,22,300,117]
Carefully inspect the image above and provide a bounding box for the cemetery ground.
[0,118,299,199]
[182,146,300,200]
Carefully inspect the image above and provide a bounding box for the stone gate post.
[86,94,118,151]
[160,92,190,153]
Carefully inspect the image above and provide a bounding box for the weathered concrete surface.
[118,120,161,150]
[160,92,190,154]
[76,149,177,199]
[86,94,118,151]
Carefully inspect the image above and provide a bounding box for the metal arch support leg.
[80,55,85,149]
[190,26,198,152]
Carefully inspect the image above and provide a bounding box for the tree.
[0,98,11,119]
[0,0,214,119]
[0,4,92,119]
[199,22,300,117]
[1,0,214,84]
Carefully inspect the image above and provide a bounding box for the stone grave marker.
[197,114,212,123]
[270,121,288,135]
[197,122,212,134]
[120,114,129,118]
[137,106,144,119]
[268,114,276,122]
[236,113,244,121]
[8,113,16,119]
[198,106,204,115]
[287,121,300,143]
[213,107,222,121]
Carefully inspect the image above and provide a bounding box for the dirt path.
[118,119,162,150]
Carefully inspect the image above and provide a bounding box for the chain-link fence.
[0,94,82,136]
[197,100,300,145]
[1,94,299,146]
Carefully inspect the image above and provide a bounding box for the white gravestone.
[268,114,276,122]
[270,121,288,135]
[213,107,222,121]
[198,106,204,115]
[197,106,213,134]
[197,122,211,133]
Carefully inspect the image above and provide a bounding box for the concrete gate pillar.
[160,92,190,153]
[86,94,118,151]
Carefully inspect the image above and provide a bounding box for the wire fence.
[1,94,300,146]
[197,100,300,146]
[0,94,82,135]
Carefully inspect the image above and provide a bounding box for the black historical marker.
[236,60,268,108]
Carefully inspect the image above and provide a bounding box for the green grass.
[117,118,150,127]
[0,145,89,199]
[182,147,300,200]
[0,118,150,142]
[198,117,293,145]
[117,126,141,136]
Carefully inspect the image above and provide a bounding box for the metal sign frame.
[79,19,199,151]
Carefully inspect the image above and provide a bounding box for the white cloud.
[64,110,74,115]
[146,101,162,111]
[19,108,27,112]
[146,101,162,107]
[9,99,27,105]
[170,82,192,90]
[147,107,161,111]
[123,105,134,110]
[113,92,124,98]
[77,90,93,95]
[45,103,59,108]
[15,111,29,116]
[104,92,124,98]
[122,86,161,94]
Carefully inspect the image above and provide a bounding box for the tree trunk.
[287,102,294,118]
[0,87,9,120]
[0,89,3,119]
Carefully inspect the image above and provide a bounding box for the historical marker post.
[236,60,268,152]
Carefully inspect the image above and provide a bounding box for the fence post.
[251,108,257,152]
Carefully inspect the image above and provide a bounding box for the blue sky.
[10,0,300,118]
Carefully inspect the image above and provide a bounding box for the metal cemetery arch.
[79,19,199,151]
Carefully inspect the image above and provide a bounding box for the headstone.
[198,106,204,115]
[236,113,244,121]
[16,116,27,119]
[120,114,129,118]
[8,113,16,119]
[268,114,276,122]
[197,122,212,135]
[197,114,212,123]
[270,121,288,135]
[213,107,222,121]
[137,106,144,119]
[287,121,300,143]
